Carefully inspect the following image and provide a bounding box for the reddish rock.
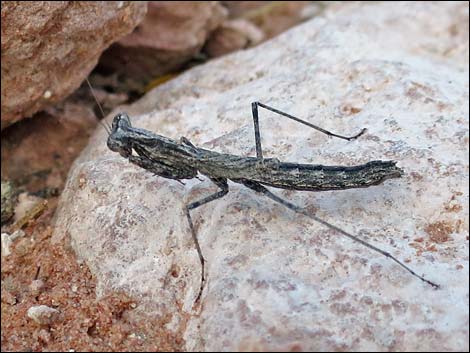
[221,1,270,18]
[204,19,264,58]
[98,1,227,85]
[204,1,323,58]
[1,1,147,129]
[222,1,313,39]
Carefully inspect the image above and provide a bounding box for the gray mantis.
[102,99,439,302]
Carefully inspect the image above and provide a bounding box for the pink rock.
[222,1,312,39]
[1,1,147,129]
[204,19,264,58]
[98,1,227,84]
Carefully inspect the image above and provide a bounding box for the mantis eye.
[112,113,132,131]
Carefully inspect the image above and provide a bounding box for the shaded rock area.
[0,1,147,128]
[53,1,469,352]
[1,100,98,196]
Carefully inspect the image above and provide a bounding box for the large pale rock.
[0,1,147,128]
[53,2,469,351]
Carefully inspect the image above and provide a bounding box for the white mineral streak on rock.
[53,2,469,351]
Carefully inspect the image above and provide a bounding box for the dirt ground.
[1,90,185,352]
[1,201,185,352]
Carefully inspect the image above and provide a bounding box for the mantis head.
[107,112,133,158]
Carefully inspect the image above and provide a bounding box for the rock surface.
[1,1,147,128]
[53,2,469,351]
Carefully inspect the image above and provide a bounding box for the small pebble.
[27,305,60,325]
[1,233,12,256]
[1,230,25,256]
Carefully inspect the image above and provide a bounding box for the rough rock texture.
[0,1,147,128]
[98,1,227,84]
[53,2,469,351]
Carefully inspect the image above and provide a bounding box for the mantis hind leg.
[241,179,439,289]
[184,177,229,303]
